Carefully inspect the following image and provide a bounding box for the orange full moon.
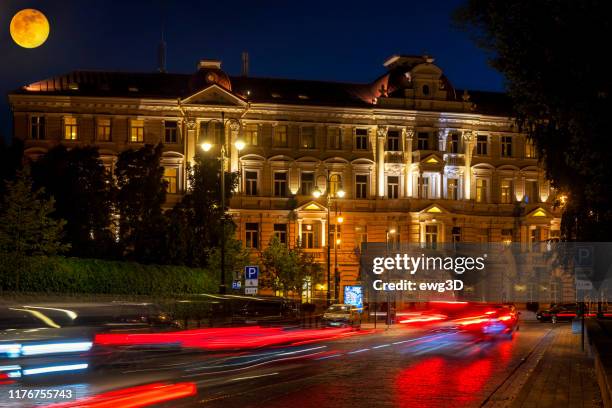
[10,9,50,49]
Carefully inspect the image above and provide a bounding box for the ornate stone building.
[9,55,563,302]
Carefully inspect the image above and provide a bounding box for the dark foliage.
[31,145,115,257]
[115,143,167,263]
[455,0,612,240]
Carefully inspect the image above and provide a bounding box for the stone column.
[376,126,387,198]
[404,127,414,197]
[463,130,474,200]
[297,219,303,244]
[320,219,327,247]
[229,120,240,173]
[185,119,197,188]
[438,128,449,152]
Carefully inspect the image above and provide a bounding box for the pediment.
[419,204,449,214]
[182,84,247,106]
[527,207,551,218]
[421,154,443,165]
[296,201,327,212]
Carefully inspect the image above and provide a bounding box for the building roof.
[11,58,513,116]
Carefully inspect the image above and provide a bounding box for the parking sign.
[245,266,259,280]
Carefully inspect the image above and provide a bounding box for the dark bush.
[0,253,217,296]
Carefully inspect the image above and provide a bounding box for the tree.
[174,150,238,267]
[0,138,24,200]
[31,145,114,257]
[260,237,323,298]
[0,170,69,289]
[115,143,167,263]
[454,1,612,241]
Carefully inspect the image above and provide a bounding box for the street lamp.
[200,112,245,294]
[312,171,345,306]
[385,228,397,327]
[334,214,344,302]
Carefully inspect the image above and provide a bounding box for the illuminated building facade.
[9,55,564,302]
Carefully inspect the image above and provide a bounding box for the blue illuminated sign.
[344,286,363,310]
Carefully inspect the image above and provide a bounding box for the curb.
[587,320,612,408]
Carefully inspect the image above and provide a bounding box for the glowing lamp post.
[312,172,345,306]
[200,112,246,294]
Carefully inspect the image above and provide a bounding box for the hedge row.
[0,253,218,296]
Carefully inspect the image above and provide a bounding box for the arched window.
[329,174,342,197]
[422,84,430,96]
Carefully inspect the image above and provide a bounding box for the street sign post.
[244,266,259,295]
[232,280,242,290]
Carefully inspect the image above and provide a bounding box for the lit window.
[417,132,429,150]
[244,124,258,146]
[301,172,314,195]
[525,180,539,203]
[329,224,342,249]
[274,172,287,197]
[448,133,459,153]
[274,125,288,147]
[301,127,316,149]
[525,139,537,158]
[274,224,287,244]
[165,121,178,144]
[355,128,368,150]
[452,226,461,243]
[387,176,399,199]
[329,174,342,197]
[206,121,223,145]
[328,127,342,149]
[447,178,458,200]
[500,179,513,204]
[476,178,488,203]
[387,130,400,151]
[245,223,259,249]
[419,176,430,199]
[425,225,438,249]
[501,136,513,157]
[97,118,111,142]
[476,135,488,155]
[130,119,144,143]
[355,175,368,199]
[30,116,45,140]
[355,225,368,249]
[64,117,78,140]
[301,224,316,248]
[245,171,258,196]
[163,167,178,194]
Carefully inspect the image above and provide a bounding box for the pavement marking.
[230,372,279,382]
[347,348,370,354]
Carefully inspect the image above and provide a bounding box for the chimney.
[241,51,249,77]
[198,59,222,70]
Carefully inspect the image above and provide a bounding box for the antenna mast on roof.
[241,51,249,77]
[157,0,167,73]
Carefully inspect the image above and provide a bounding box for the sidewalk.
[487,324,602,408]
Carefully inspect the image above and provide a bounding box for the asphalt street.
[0,319,568,408]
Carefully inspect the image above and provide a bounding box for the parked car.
[321,304,361,328]
[536,303,580,323]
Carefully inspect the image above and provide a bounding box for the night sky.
[1,0,504,142]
